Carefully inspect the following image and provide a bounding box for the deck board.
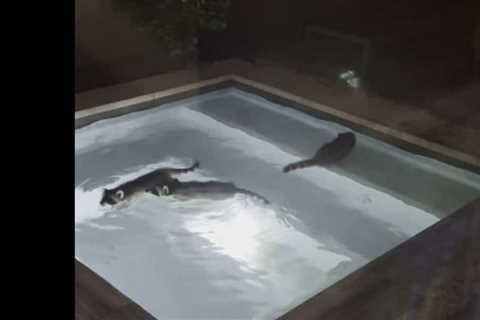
[75,260,157,320]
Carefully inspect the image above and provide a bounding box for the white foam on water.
[75,158,199,224]
[75,187,108,224]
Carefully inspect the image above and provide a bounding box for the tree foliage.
[112,0,231,53]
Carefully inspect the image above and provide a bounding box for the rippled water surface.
[75,89,479,319]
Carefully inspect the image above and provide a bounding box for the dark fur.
[100,161,199,206]
[152,180,270,204]
[283,132,356,173]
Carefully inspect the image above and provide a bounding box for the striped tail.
[169,161,199,175]
[282,158,316,173]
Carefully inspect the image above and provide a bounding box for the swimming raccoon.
[283,132,356,173]
[100,161,199,206]
[150,180,270,204]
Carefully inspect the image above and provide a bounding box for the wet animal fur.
[151,180,270,204]
[100,161,199,206]
[283,132,356,173]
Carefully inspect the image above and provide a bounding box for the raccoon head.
[338,132,356,146]
[100,188,125,206]
[338,132,353,138]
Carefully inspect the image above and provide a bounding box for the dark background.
[76,0,479,103]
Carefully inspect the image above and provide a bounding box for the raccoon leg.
[160,185,171,195]
[148,184,172,196]
[146,187,160,196]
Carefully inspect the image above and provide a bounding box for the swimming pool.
[75,81,480,319]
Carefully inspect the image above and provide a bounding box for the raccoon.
[283,132,356,173]
[99,161,199,206]
[150,180,270,204]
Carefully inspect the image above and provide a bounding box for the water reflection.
[75,159,361,318]
[74,103,443,318]
[178,196,355,317]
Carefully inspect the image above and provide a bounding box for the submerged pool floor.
[75,89,479,319]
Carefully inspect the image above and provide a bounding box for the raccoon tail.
[169,161,199,175]
[282,158,316,173]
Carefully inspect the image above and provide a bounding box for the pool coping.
[75,74,480,174]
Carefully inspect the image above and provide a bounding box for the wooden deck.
[75,260,157,320]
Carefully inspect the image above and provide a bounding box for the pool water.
[75,88,480,319]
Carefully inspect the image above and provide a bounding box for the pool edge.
[75,76,480,319]
[75,74,479,174]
